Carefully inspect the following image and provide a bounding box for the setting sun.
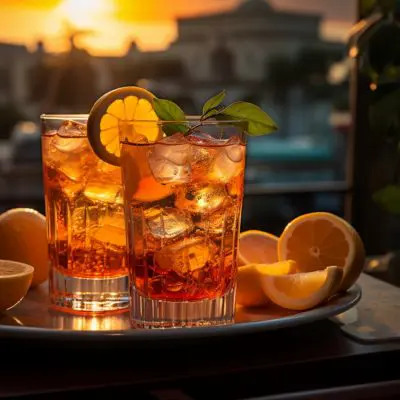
[57,0,114,29]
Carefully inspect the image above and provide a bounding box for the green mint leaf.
[153,98,188,136]
[220,101,278,135]
[202,108,220,120]
[214,114,246,128]
[153,98,185,121]
[162,123,189,136]
[202,90,226,116]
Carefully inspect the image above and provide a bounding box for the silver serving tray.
[0,283,361,342]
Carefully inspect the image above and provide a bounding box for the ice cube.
[148,133,191,184]
[155,237,217,275]
[210,137,245,183]
[89,208,126,251]
[175,182,227,215]
[54,120,87,153]
[70,201,125,251]
[188,133,223,178]
[58,120,87,137]
[44,121,97,185]
[195,200,236,235]
[53,136,87,153]
[187,132,227,146]
[89,224,126,251]
[84,183,121,203]
[145,207,193,240]
[84,160,122,203]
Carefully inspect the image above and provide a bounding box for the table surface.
[0,273,399,399]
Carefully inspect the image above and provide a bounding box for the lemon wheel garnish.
[87,86,161,166]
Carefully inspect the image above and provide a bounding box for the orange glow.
[56,0,114,29]
[0,1,354,56]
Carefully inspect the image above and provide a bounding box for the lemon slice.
[0,260,34,312]
[260,266,343,311]
[87,86,161,166]
[236,260,297,308]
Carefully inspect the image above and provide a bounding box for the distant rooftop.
[235,0,275,15]
[178,0,320,22]
[0,42,29,56]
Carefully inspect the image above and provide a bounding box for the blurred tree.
[0,104,25,140]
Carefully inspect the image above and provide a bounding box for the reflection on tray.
[0,283,132,331]
[0,314,24,327]
[0,282,361,334]
[50,311,131,331]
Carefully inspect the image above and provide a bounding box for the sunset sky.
[0,0,357,56]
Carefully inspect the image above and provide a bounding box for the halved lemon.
[87,86,161,166]
[238,230,279,266]
[260,266,343,311]
[0,260,34,312]
[236,260,297,308]
[278,212,365,292]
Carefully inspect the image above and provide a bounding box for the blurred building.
[117,0,345,107]
[0,42,38,108]
[0,0,346,125]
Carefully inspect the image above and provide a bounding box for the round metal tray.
[0,283,361,342]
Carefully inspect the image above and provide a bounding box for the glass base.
[130,287,236,329]
[50,268,129,314]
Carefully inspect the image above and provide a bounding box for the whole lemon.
[0,208,49,288]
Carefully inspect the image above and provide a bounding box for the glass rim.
[41,114,89,121]
[40,114,245,125]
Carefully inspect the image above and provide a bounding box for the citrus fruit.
[119,144,173,203]
[0,259,34,312]
[0,208,48,287]
[87,86,161,166]
[236,260,297,308]
[238,230,279,266]
[278,212,365,291]
[260,266,343,311]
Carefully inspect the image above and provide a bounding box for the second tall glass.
[41,115,129,313]
[120,119,247,328]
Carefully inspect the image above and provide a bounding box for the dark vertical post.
[349,0,395,255]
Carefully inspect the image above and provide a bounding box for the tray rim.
[0,285,361,342]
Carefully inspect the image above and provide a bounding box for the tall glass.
[41,115,129,313]
[120,118,247,328]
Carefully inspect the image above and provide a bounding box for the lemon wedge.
[260,266,343,311]
[236,260,297,308]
